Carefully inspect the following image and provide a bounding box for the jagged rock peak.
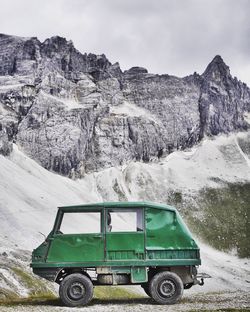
[0,33,123,81]
[124,66,148,74]
[42,35,73,48]
[212,55,224,63]
[203,55,230,79]
[41,36,75,58]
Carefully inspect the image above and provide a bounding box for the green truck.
[31,202,205,306]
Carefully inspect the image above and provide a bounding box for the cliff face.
[0,33,249,177]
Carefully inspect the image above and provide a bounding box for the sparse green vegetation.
[0,289,19,302]
[11,267,54,298]
[0,286,141,306]
[168,190,183,205]
[0,296,58,306]
[94,286,142,300]
[0,263,56,305]
[184,183,250,258]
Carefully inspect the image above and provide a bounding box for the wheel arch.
[55,268,91,284]
[148,266,194,283]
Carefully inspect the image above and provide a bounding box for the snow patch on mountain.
[244,112,250,124]
[41,91,84,110]
[110,100,161,124]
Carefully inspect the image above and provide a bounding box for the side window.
[59,212,101,234]
[107,209,143,232]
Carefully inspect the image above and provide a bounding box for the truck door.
[105,208,145,261]
[47,210,104,263]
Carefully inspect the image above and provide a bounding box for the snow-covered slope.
[0,131,250,299]
[0,131,250,250]
[0,146,101,250]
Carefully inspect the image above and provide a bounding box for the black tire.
[59,273,93,307]
[149,271,183,305]
[141,283,151,297]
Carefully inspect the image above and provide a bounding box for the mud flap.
[131,267,147,283]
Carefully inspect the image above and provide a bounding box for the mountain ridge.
[0,34,249,177]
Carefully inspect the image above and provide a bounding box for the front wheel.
[59,273,93,307]
[149,271,183,304]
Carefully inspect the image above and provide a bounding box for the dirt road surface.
[0,290,250,312]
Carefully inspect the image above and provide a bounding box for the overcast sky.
[0,0,249,85]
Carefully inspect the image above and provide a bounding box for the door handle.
[93,235,102,238]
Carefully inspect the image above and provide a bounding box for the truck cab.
[31,202,204,306]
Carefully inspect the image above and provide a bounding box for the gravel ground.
[0,291,249,312]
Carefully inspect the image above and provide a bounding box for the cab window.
[58,212,101,234]
[107,208,143,232]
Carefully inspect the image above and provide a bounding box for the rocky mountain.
[0,34,250,302]
[0,33,250,177]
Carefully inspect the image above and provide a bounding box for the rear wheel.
[59,273,93,307]
[149,271,183,304]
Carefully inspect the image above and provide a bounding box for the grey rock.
[198,55,250,137]
[124,66,148,75]
[0,34,250,177]
[0,129,12,156]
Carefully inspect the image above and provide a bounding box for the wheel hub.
[159,280,176,297]
[68,282,85,300]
